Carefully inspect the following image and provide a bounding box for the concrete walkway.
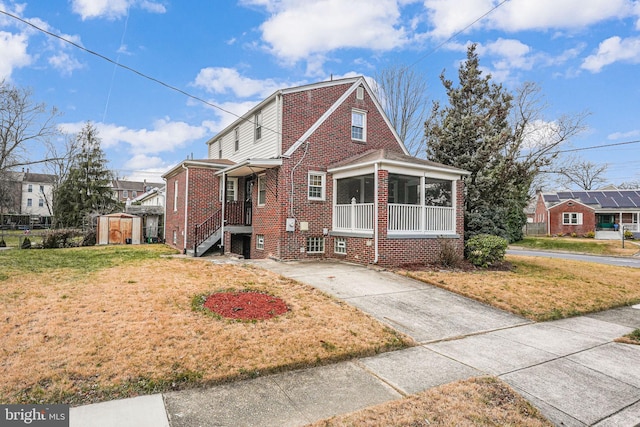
[70,259,640,427]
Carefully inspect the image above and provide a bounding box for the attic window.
[567,202,574,206]
[356,86,364,100]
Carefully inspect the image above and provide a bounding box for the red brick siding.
[548,201,595,236]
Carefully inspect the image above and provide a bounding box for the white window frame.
[334,237,346,254]
[308,171,326,201]
[173,180,178,211]
[218,139,223,159]
[306,237,325,254]
[38,198,44,207]
[351,109,366,141]
[562,212,582,225]
[256,234,265,250]
[226,177,238,202]
[234,127,240,151]
[27,198,32,207]
[28,184,33,193]
[123,190,128,198]
[254,110,262,141]
[257,174,266,206]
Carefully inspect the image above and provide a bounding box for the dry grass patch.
[0,247,411,405]
[402,255,640,321]
[309,377,552,427]
[615,329,640,345]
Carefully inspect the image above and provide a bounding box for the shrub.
[465,234,508,268]
[584,231,595,238]
[437,237,462,268]
[624,230,634,240]
[571,232,577,238]
[42,229,84,248]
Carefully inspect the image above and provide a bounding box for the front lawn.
[513,236,639,256]
[0,245,410,405]
[403,255,640,321]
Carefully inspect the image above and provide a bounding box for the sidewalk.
[70,260,640,427]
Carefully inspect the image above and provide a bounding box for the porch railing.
[334,202,374,232]
[333,202,455,234]
[388,204,455,233]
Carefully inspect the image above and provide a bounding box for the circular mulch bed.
[203,291,289,320]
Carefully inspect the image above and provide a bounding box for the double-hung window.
[254,110,262,141]
[308,171,326,200]
[351,110,366,141]
[226,178,238,202]
[563,212,582,225]
[257,175,266,206]
[234,127,240,151]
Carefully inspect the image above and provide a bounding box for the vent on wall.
[356,86,364,100]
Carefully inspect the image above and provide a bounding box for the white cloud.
[0,31,31,79]
[60,119,208,154]
[424,0,636,38]
[70,0,166,20]
[608,129,640,140]
[581,36,640,72]
[48,51,84,76]
[246,0,410,70]
[192,67,286,99]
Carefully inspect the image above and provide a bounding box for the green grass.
[513,236,633,256]
[0,244,177,275]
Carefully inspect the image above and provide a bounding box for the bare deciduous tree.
[0,80,61,175]
[554,158,608,190]
[372,65,429,156]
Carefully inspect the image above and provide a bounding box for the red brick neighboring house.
[162,77,469,267]
[535,190,640,237]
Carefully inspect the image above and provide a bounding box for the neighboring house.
[21,172,55,219]
[111,179,164,203]
[535,189,640,237]
[163,77,469,267]
[125,186,165,242]
[0,170,55,228]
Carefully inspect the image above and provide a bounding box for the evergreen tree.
[425,44,526,242]
[53,122,118,228]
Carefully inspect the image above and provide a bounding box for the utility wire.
[406,0,511,70]
[0,8,256,131]
[555,140,640,154]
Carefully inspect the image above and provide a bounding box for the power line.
[406,0,510,70]
[0,8,262,133]
[556,139,640,154]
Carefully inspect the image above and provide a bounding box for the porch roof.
[216,158,283,177]
[327,149,469,176]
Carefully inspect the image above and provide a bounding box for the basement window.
[306,237,325,254]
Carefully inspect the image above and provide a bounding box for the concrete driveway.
[253,259,640,426]
[255,259,530,343]
[507,248,640,268]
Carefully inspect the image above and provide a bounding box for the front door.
[242,235,251,259]
[245,179,254,225]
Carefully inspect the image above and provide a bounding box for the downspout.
[546,206,550,236]
[182,164,189,254]
[374,162,379,264]
[220,172,226,254]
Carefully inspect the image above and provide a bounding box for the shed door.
[108,218,123,244]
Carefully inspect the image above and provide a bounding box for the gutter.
[182,163,189,254]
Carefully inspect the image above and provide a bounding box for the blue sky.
[1,0,639,186]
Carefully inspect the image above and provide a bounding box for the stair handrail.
[194,209,222,256]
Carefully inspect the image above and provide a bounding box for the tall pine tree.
[54,122,118,228]
[425,44,527,242]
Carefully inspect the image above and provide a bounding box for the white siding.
[209,99,280,162]
[21,181,53,216]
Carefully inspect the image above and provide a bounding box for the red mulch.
[203,291,289,320]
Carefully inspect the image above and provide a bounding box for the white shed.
[97,213,142,245]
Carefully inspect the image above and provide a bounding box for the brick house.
[162,77,469,267]
[534,190,640,237]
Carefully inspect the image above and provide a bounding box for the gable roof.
[205,76,409,156]
[328,148,469,176]
[542,189,640,209]
[282,77,408,157]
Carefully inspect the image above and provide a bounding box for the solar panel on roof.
[599,196,619,208]
[557,192,573,199]
[544,194,560,202]
[628,195,640,207]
